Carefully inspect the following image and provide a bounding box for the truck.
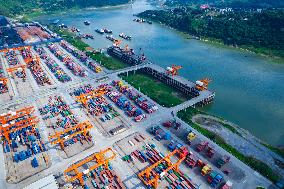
[207,171,223,187]
[217,155,230,168]
[221,181,232,189]
[201,164,212,176]
[196,141,209,152]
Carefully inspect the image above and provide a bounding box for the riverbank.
[177,107,283,184]
[157,23,284,64]
[137,8,284,64]
[14,1,131,22]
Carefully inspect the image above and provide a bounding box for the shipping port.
[0,15,278,189]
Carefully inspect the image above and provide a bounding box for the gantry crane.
[0,78,8,90]
[124,44,130,52]
[0,46,31,55]
[0,116,39,144]
[113,39,122,47]
[48,121,93,150]
[75,87,108,105]
[0,106,34,125]
[166,65,183,76]
[138,149,187,189]
[6,64,26,76]
[195,78,212,91]
[64,147,116,186]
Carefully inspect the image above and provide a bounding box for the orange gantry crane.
[6,64,26,75]
[0,46,31,56]
[0,116,39,144]
[64,147,116,186]
[113,39,122,47]
[75,88,108,105]
[0,106,37,143]
[166,65,183,76]
[124,44,130,52]
[0,106,34,125]
[195,78,212,91]
[0,77,8,88]
[48,121,93,150]
[138,149,186,189]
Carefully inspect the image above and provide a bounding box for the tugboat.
[84,21,90,25]
[103,28,112,34]
[119,33,131,40]
[95,29,104,34]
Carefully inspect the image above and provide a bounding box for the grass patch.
[178,107,281,183]
[120,71,189,107]
[261,143,284,159]
[87,52,128,70]
[48,25,127,70]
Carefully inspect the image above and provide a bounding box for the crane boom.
[64,148,116,186]
[138,149,186,189]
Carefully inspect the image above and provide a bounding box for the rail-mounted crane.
[138,149,187,189]
[195,78,212,91]
[166,65,183,76]
[48,120,93,150]
[64,148,116,186]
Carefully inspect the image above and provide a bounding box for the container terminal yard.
[0,16,279,189]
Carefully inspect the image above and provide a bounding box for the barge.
[107,46,146,66]
[119,33,131,40]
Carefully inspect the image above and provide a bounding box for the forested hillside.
[138,8,284,59]
[0,0,130,17]
[165,0,284,8]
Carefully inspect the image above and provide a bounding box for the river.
[35,0,284,146]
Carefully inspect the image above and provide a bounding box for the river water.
[36,0,284,146]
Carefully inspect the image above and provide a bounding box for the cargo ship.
[107,46,145,66]
[84,21,90,25]
[103,28,112,34]
[95,29,104,34]
[119,33,131,40]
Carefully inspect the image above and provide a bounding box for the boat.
[133,18,152,24]
[80,34,94,39]
[106,35,116,42]
[119,33,131,40]
[103,28,112,34]
[84,21,90,25]
[95,29,104,34]
[52,19,59,25]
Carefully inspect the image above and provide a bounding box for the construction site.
[0,16,277,189]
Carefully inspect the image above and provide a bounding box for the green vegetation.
[49,25,127,70]
[178,107,281,183]
[120,71,189,107]
[138,8,284,61]
[87,53,128,70]
[261,143,284,159]
[164,0,284,8]
[0,0,130,17]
